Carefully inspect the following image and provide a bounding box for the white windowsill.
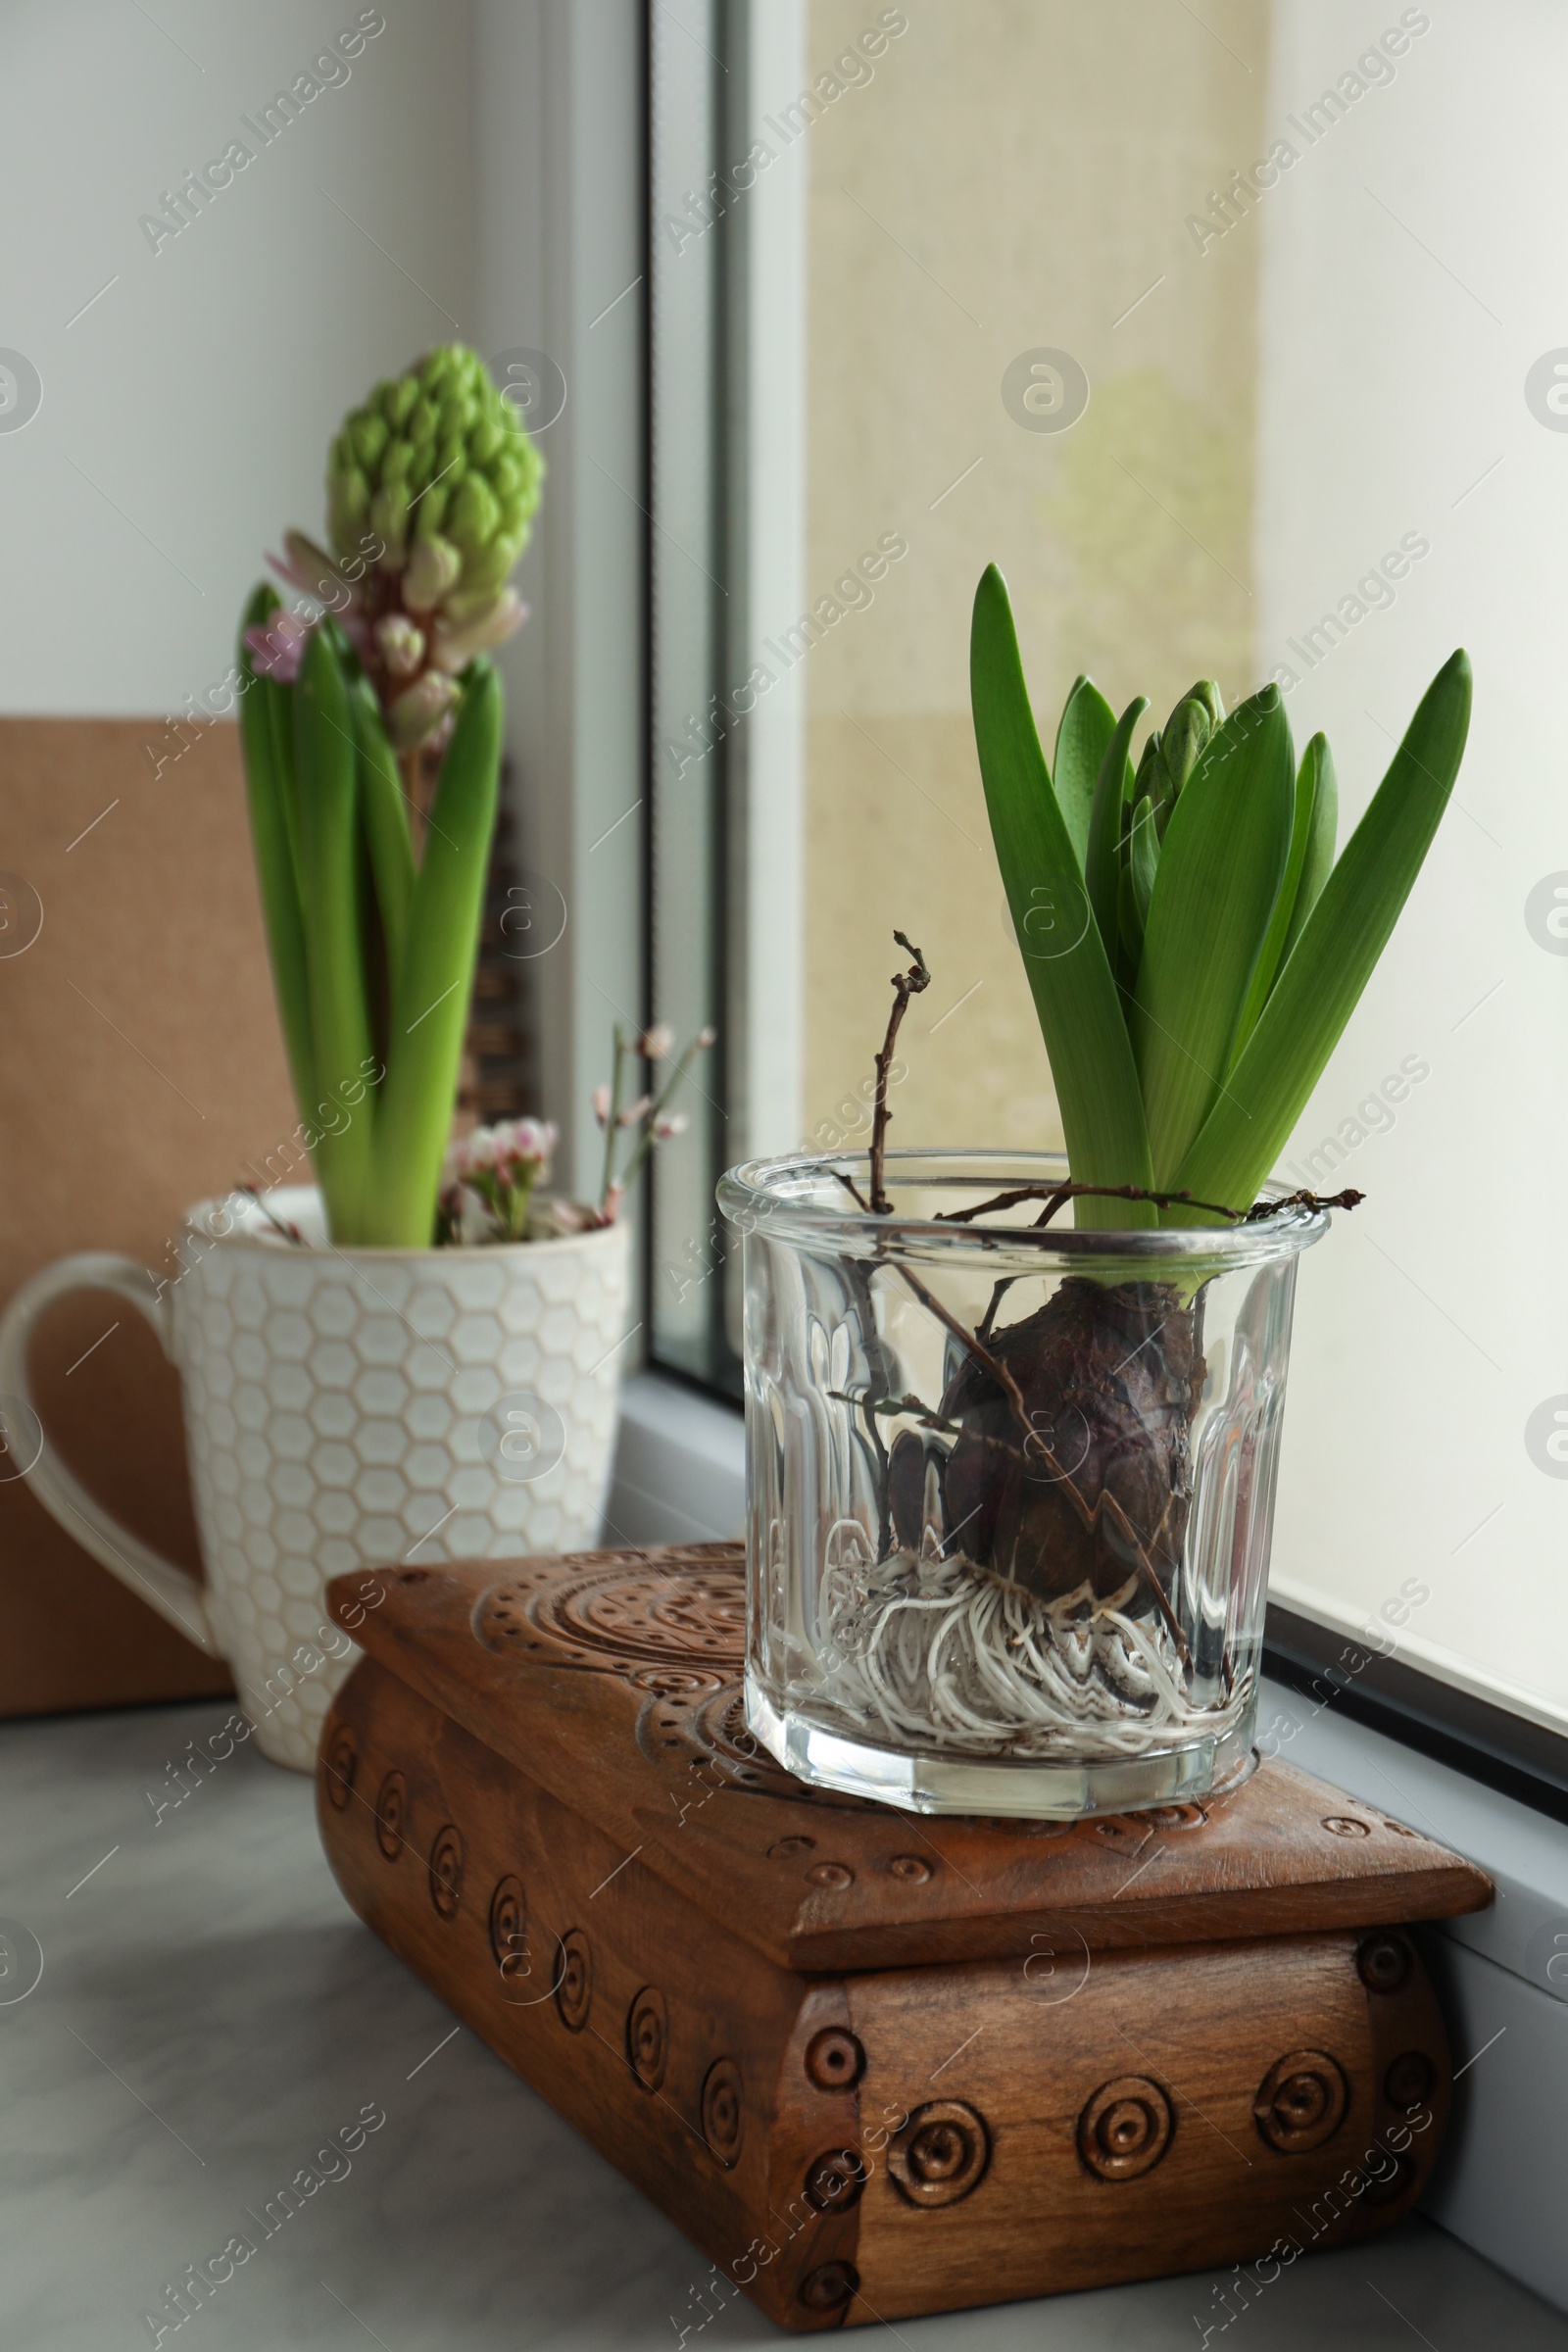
[603,1371,746,1547]
[605,1371,1568,2316]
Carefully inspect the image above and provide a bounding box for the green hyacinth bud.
[325,343,544,607]
[403,533,462,612]
[1148,680,1224,841]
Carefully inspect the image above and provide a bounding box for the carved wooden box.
[316,1544,1491,2331]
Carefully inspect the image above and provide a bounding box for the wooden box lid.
[326,1543,1490,1975]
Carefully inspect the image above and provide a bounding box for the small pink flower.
[653,1111,688,1141]
[617,1094,652,1129]
[493,1116,557,1166]
[638,1023,675,1062]
[592,1086,612,1130]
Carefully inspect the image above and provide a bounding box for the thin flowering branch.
[598,1026,630,1213]
[593,1020,717,1219]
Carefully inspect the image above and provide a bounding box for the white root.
[813,1541,1249,1760]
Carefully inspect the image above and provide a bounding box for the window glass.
[650,0,1568,1740]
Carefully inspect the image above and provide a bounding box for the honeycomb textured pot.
[0,1187,631,1769]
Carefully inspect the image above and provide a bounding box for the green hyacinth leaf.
[348,671,415,991]
[1279,729,1338,967]
[236,584,314,1126]
[365,660,505,1248]
[1128,791,1160,929]
[1132,684,1296,1187]
[292,622,376,1240]
[1083,693,1149,990]
[970,564,1154,1227]
[1228,730,1333,1069]
[1050,673,1117,875]
[1174,650,1471,1216]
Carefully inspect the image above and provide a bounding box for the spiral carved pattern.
[701,2057,745,2166]
[488,1874,526,1975]
[1076,2076,1174,2180]
[627,1985,668,2091]
[1252,2050,1348,2153]
[427,1825,465,1921]
[322,1724,357,1811]
[555,1930,592,2032]
[374,1771,406,1861]
[888,2101,991,2207]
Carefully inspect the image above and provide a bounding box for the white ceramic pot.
[0,1187,631,1770]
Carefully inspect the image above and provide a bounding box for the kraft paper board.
[0,714,300,1715]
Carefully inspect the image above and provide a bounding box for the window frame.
[631,0,1568,1820]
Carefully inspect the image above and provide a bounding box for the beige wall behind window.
[799,0,1267,1150]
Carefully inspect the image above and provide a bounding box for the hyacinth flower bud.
[387,669,459,752]
[375,613,426,677]
[403,532,463,612]
[271,529,358,609]
[369,480,411,568]
[325,344,544,614]
[431,589,527,672]
[638,1022,676,1061]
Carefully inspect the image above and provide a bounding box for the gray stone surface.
[2,1694,1564,2350]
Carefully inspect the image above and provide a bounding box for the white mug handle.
[0,1253,220,1656]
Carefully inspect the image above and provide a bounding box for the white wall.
[0,0,648,1207]
[1254,1,1568,1726]
[0,0,474,713]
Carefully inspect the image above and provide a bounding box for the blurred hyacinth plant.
[237,345,542,1248]
[969,565,1472,1228]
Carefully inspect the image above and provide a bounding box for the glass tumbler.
[718,1151,1330,1818]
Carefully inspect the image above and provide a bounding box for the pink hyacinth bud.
[638,1023,675,1062]
[244,607,315,683]
[617,1094,653,1129]
[653,1111,688,1141]
[592,1086,611,1129]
